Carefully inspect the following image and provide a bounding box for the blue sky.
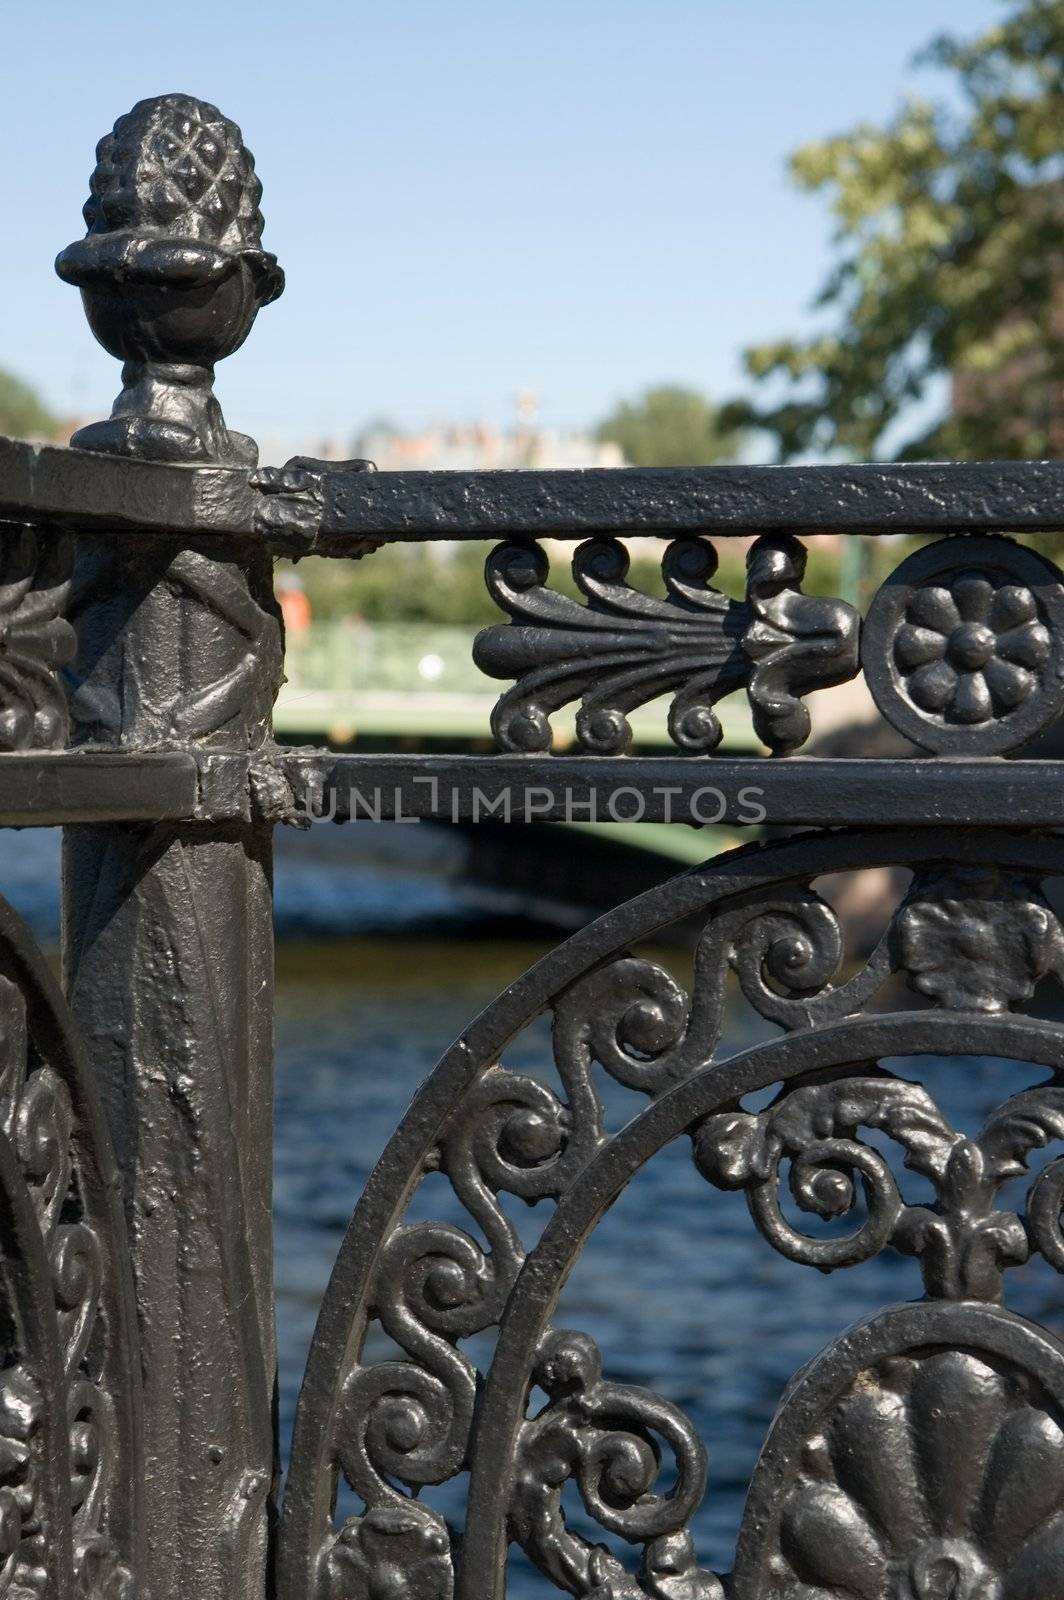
[6,1,1002,450]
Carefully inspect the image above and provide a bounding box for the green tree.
[595,385,744,466]
[734,0,1064,461]
[0,371,57,439]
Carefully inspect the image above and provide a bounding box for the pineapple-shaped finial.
[82,95,273,258]
[57,95,284,465]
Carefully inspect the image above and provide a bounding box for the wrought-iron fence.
[1,92,1064,1600]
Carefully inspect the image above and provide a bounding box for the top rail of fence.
[6,436,1064,550]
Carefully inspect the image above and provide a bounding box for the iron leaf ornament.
[690,1071,1062,1301]
[0,526,75,752]
[894,865,1064,1014]
[473,534,860,755]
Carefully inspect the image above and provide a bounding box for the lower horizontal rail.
[0,751,1060,830]
[0,751,199,826]
[284,755,1064,830]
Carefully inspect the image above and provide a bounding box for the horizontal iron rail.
[0,751,198,826]
[0,745,1056,825]
[0,749,1059,828]
[286,754,1064,828]
[9,437,1064,549]
[0,745,1056,832]
[0,437,255,538]
[315,460,1064,541]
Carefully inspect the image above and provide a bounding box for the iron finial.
[56,94,283,465]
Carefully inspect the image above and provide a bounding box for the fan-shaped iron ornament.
[473,534,861,755]
[732,1302,1064,1600]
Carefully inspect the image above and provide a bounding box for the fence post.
[55,96,284,1600]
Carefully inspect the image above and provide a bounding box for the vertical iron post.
[56,96,284,1600]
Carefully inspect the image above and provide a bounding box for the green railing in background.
[275,621,758,752]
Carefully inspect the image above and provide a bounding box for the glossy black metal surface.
[1,90,1064,1599]
[17,436,1064,547]
[56,95,283,1600]
[0,888,142,1596]
[274,830,1064,1599]
[472,535,860,755]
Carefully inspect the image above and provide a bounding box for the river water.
[5,829,1064,1588]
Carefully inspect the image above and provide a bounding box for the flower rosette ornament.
[896,573,1048,725]
[862,535,1064,753]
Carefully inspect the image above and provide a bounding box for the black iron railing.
[1,93,1064,1600]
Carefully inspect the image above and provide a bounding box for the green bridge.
[276,621,760,873]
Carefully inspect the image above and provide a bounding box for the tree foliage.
[284,543,664,626]
[0,371,57,440]
[734,0,1064,461]
[595,384,743,466]
[285,529,848,626]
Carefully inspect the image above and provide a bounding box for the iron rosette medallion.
[862,534,1064,754]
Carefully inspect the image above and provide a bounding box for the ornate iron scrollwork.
[472,534,860,755]
[691,1069,1064,1300]
[0,894,140,1597]
[474,527,1064,758]
[510,1329,720,1600]
[314,1056,604,1599]
[279,829,1064,1600]
[706,857,1064,1030]
[39,80,1064,1600]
